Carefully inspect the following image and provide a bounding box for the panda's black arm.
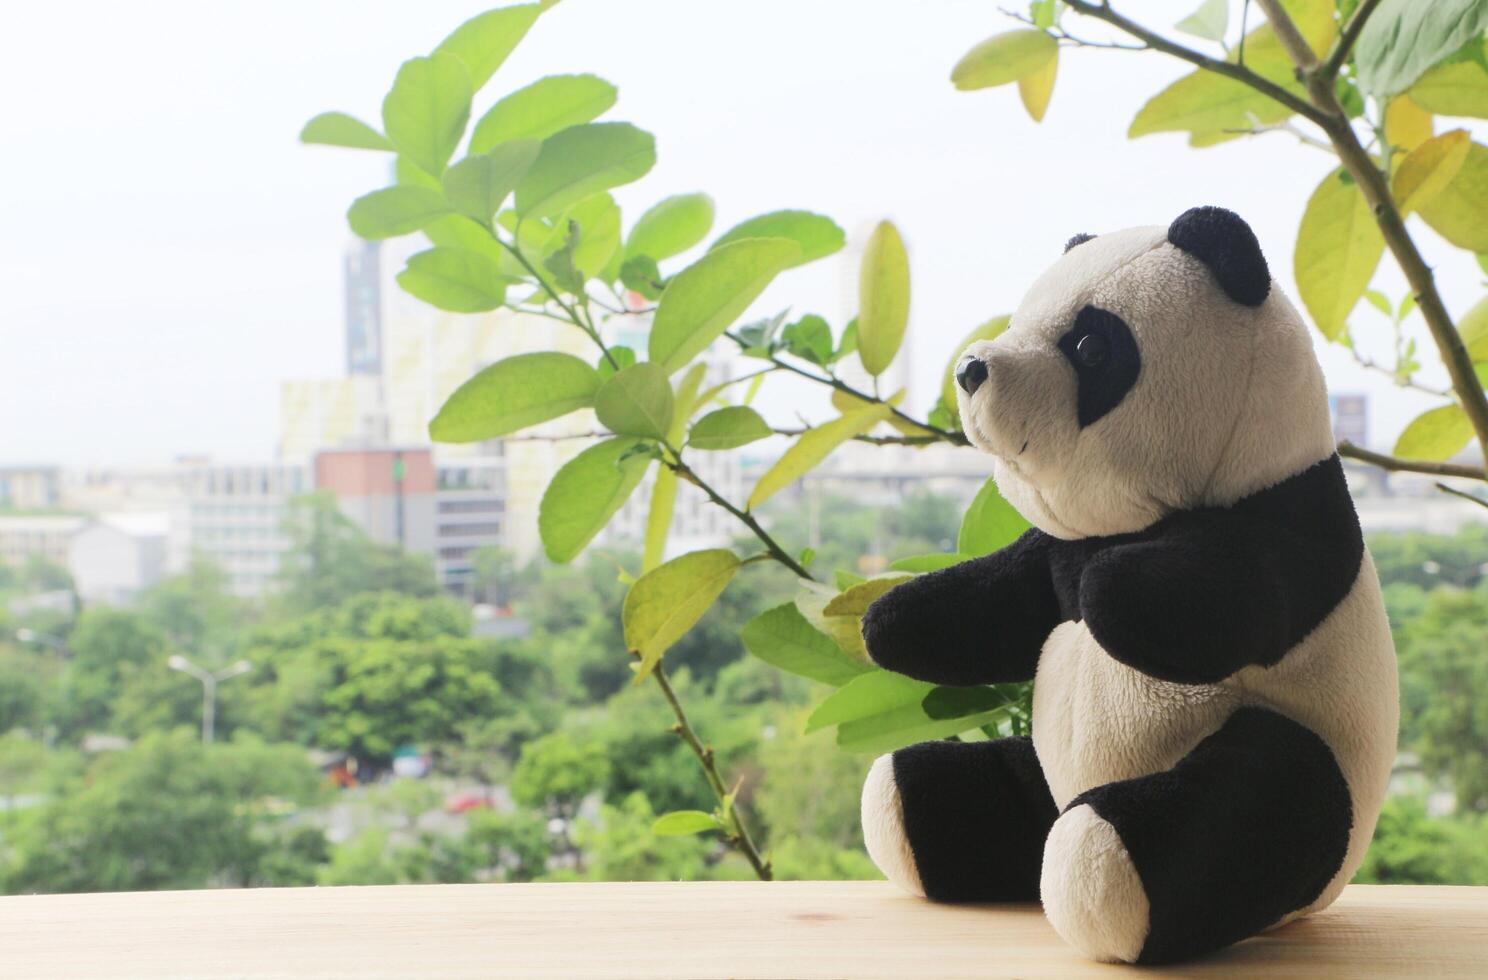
[861,529,1062,686]
[1076,514,1297,685]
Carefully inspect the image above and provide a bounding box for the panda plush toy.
[858,207,1399,964]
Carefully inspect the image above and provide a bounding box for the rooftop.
[0,881,1482,978]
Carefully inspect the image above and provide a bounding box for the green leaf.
[748,404,892,509]
[942,315,1010,412]
[620,255,665,300]
[429,351,600,442]
[822,575,913,619]
[623,549,742,680]
[857,221,911,377]
[539,437,653,563]
[805,672,1010,754]
[688,406,772,450]
[1355,0,1488,98]
[594,362,675,439]
[1394,404,1474,460]
[563,193,623,280]
[795,581,872,662]
[382,54,473,178]
[709,211,845,268]
[950,30,1057,91]
[889,553,973,573]
[649,238,801,374]
[515,122,656,218]
[781,314,833,365]
[432,4,542,92]
[959,477,1030,556]
[1363,289,1393,316]
[1295,169,1385,340]
[626,193,716,263]
[422,213,509,267]
[1175,0,1228,42]
[741,603,871,687]
[441,140,541,223]
[300,112,392,151]
[806,671,933,733]
[596,345,637,381]
[397,247,508,312]
[470,74,619,153]
[1420,141,1488,252]
[1458,296,1488,360]
[652,810,722,836]
[644,468,678,573]
[346,186,452,240]
[1410,56,1488,119]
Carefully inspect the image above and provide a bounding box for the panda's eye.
[1074,333,1108,367]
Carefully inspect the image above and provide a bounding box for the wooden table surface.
[0,881,1483,978]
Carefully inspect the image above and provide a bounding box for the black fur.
[1056,306,1141,429]
[1168,206,1270,307]
[893,737,1057,902]
[1064,232,1096,252]
[863,530,1060,685]
[1071,707,1353,964]
[864,454,1362,687]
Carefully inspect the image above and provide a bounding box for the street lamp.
[167,655,252,744]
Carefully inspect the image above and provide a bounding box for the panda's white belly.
[1031,620,1240,809]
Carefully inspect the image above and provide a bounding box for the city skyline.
[4,0,1487,467]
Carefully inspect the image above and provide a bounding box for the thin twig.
[1060,0,1329,127]
[1339,441,1488,481]
[1435,482,1488,511]
[664,449,816,581]
[1322,0,1386,80]
[1345,347,1452,397]
[1222,119,1335,153]
[651,664,772,880]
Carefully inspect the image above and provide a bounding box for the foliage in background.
[304,0,1488,878]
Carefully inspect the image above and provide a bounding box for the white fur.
[861,753,925,897]
[1041,804,1150,963]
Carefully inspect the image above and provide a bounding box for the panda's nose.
[956,357,988,395]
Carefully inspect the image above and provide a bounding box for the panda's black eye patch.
[1057,306,1140,428]
[1064,233,1096,253]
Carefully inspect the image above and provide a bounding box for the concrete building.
[435,457,506,595]
[178,461,309,596]
[68,513,170,604]
[279,376,388,463]
[0,466,62,510]
[0,514,87,569]
[313,447,436,556]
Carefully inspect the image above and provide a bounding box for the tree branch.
[1251,0,1488,468]
[1322,0,1386,80]
[651,665,772,880]
[1339,441,1488,480]
[1434,481,1488,511]
[1060,0,1330,128]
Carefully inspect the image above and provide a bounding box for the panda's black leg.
[862,736,1057,902]
[1040,707,1354,964]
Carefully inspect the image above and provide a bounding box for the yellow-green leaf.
[625,193,716,262]
[432,4,542,92]
[1458,296,1488,360]
[301,112,392,151]
[346,186,452,240]
[741,603,871,687]
[822,575,913,618]
[470,74,618,152]
[1017,50,1058,122]
[539,438,652,563]
[951,30,1057,91]
[441,139,541,223]
[1420,141,1488,252]
[1393,129,1471,214]
[652,811,722,836]
[857,221,910,377]
[795,582,871,662]
[748,404,892,509]
[623,549,742,681]
[514,122,656,219]
[1384,96,1434,152]
[1410,56,1488,119]
[688,406,772,450]
[1295,169,1385,341]
[959,476,1030,555]
[649,238,800,374]
[942,316,1011,412]
[1393,404,1474,460]
[708,211,845,268]
[594,362,674,439]
[643,467,678,574]
[397,247,508,312]
[430,351,599,443]
[382,54,473,178]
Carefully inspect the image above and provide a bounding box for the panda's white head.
[955,207,1335,540]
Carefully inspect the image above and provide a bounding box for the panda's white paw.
[1040,804,1150,963]
[861,753,925,898]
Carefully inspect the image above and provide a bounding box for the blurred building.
[313,447,436,555]
[0,466,62,510]
[279,376,387,462]
[177,461,309,596]
[0,514,87,568]
[68,513,170,604]
[434,457,506,597]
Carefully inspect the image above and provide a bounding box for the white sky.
[1,0,1482,466]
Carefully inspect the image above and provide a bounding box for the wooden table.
[0,881,1483,978]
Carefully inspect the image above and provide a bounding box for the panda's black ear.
[1167,206,1270,307]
